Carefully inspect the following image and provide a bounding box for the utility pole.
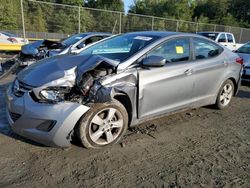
[78,6,81,33]
[20,0,26,38]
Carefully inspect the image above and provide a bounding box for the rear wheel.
[215,79,234,110]
[76,99,128,149]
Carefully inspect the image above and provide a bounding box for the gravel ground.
[0,74,249,188]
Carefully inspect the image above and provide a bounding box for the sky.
[123,0,135,13]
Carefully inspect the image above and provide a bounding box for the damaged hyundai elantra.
[6,31,243,148]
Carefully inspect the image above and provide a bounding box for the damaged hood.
[21,40,65,56]
[17,54,119,87]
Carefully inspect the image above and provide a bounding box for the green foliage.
[230,0,250,27]
[24,1,48,32]
[84,0,124,12]
[0,0,21,30]
[0,0,250,35]
[57,0,83,6]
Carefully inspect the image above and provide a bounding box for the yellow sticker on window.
[176,46,184,54]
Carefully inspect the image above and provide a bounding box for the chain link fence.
[1,0,250,43]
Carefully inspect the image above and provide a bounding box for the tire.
[215,79,234,110]
[76,99,128,149]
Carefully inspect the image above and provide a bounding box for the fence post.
[239,28,243,43]
[78,6,81,33]
[176,21,179,32]
[119,12,122,34]
[151,16,154,31]
[195,22,199,33]
[214,25,216,32]
[20,0,26,38]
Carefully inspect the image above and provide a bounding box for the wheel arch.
[113,93,133,127]
[227,77,238,96]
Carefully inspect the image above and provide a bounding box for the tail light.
[7,37,18,43]
[236,57,244,65]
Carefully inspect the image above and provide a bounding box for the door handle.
[184,69,193,75]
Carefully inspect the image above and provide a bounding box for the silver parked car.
[235,42,250,82]
[6,31,242,148]
[19,32,111,66]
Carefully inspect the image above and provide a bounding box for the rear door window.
[148,37,190,63]
[193,38,223,60]
[227,34,234,43]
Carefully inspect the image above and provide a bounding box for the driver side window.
[147,38,190,63]
[218,34,226,42]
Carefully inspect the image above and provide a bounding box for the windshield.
[1,31,17,37]
[236,43,250,54]
[80,33,160,62]
[197,32,218,40]
[61,33,87,46]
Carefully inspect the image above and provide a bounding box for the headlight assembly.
[39,87,70,103]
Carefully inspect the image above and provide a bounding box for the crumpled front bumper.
[6,85,89,147]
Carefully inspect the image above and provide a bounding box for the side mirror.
[67,45,77,55]
[142,55,166,67]
[77,43,86,49]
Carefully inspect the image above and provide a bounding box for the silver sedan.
[6,31,242,148]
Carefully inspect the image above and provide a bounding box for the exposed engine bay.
[24,55,136,108]
[65,64,115,104]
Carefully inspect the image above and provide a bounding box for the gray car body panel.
[6,31,242,147]
[6,85,89,147]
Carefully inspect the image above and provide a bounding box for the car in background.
[6,31,242,148]
[19,32,112,66]
[197,32,242,51]
[0,31,29,45]
[234,42,250,82]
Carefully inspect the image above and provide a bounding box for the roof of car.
[127,31,181,38]
[197,31,233,34]
[80,32,112,36]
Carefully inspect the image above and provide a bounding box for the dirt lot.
[0,73,249,188]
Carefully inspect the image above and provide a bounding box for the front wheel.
[76,99,128,149]
[215,79,234,110]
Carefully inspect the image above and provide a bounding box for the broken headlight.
[39,87,70,103]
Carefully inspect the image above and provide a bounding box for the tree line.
[0,0,249,34]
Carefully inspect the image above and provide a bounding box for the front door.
[138,37,195,119]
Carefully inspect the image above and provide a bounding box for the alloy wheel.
[219,83,233,107]
[89,107,124,145]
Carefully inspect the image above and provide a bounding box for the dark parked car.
[234,42,250,82]
[6,31,242,148]
[19,32,111,66]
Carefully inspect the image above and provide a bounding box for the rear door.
[138,37,195,119]
[191,37,226,102]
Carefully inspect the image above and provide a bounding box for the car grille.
[13,80,33,97]
[9,112,21,122]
